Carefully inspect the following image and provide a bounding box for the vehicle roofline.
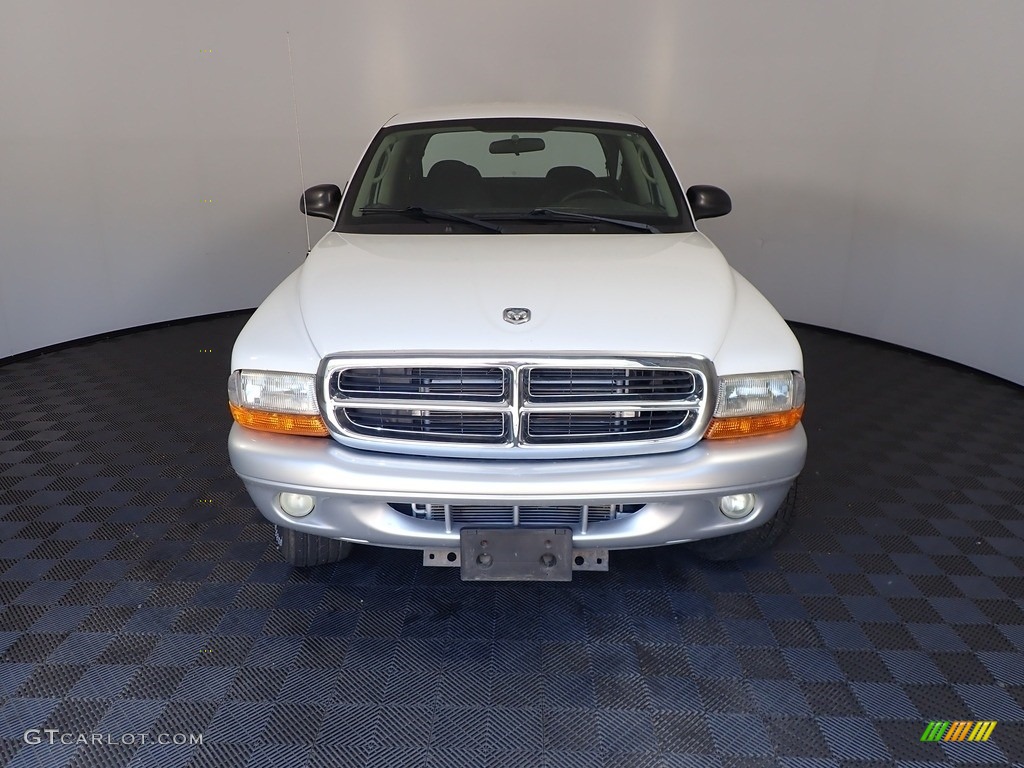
[382,102,646,127]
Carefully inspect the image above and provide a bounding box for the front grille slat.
[325,358,708,450]
[336,366,507,401]
[527,367,695,401]
[342,408,507,442]
[524,410,695,443]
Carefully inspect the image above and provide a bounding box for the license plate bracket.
[460,528,573,581]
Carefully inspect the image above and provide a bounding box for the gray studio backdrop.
[2,1,1023,384]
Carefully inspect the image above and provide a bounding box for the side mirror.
[686,185,732,220]
[299,183,342,220]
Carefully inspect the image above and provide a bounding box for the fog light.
[719,493,756,519]
[279,492,315,517]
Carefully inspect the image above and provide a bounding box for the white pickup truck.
[227,104,806,580]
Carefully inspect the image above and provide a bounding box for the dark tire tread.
[275,525,353,567]
[685,480,799,561]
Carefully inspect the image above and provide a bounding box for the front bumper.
[228,422,806,550]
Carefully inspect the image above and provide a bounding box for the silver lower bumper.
[228,422,806,550]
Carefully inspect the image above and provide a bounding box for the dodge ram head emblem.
[503,307,531,324]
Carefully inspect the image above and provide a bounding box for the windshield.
[336,118,695,234]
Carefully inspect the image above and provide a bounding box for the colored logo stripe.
[968,721,997,742]
[945,721,972,741]
[920,721,996,742]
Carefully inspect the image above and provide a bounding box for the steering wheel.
[559,188,618,203]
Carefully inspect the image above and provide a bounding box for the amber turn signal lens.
[704,405,804,440]
[229,404,330,437]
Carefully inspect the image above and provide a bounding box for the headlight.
[705,371,805,439]
[714,371,805,417]
[228,370,329,437]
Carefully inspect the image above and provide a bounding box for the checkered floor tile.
[0,315,1022,767]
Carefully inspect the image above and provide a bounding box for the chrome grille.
[320,354,714,458]
[334,366,507,401]
[391,502,643,532]
[342,408,507,442]
[526,367,695,401]
[523,410,695,443]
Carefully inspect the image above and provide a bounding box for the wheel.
[684,480,799,561]
[559,187,617,202]
[274,525,353,567]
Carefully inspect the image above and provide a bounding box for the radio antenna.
[286,31,312,255]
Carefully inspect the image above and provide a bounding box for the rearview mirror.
[686,185,732,220]
[300,183,343,220]
[489,136,545,155]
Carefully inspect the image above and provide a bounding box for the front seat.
[421,160,487,209]
[543,166,598,204]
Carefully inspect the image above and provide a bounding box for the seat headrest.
[426,160,483,184]
[421,160,485,209]
[545,166,597,186]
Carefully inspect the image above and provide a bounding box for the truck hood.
[297,232,736,358]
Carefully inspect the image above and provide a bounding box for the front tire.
[684,480,798,561]
[275,525,353,567]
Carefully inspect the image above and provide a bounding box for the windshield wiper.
[528,209,659,233]
[483,208,658,233]
[360,206,502,233]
